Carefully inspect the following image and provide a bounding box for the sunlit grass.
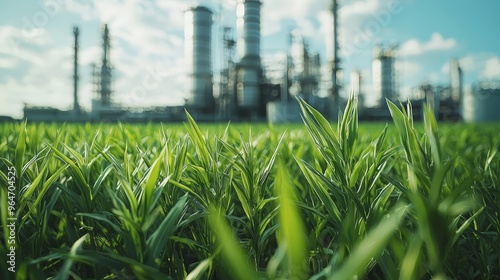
[0,98,499,279]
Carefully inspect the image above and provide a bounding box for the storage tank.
[236,0,261,109]
[185,6,213,110]
[462,81,500,122]
[237,68,260,107]
[267,100,302,124]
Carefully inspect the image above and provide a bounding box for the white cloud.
[0,26,19,54]
[482,56,500,79]
[79,45,101,66]
[64,0,95,20]
[0,25,52,59]
[400,33,457,56]
[0,0,401,118]
[427,71,443,84]
[341,0,381,18]
[398,60,421,77]
[0,47,73,118]
[0,55,18,69]
[0,23,77,117]
[440,54,500,82]
[3,0,496,119]
[440,56,475,75]
[261,0,325,36]
[425,33,456,50]
[399,85,413,100]
[457,56,475,72]
[0,0,197,118]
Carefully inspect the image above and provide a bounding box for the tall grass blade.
[140,148,165,218]
[274,161,308,278]
[186,258,213,280]
[208,205,256,280]
[54,233,88,280]
[15,121,27,178]
[146,195,188,266]
[330,204,407,280]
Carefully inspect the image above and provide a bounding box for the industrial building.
[462,81,500,122]
[267,0,342,123]
[355,45,398,120]
[372,45,397,107]
[236,0,262,117]
[288,30,322,101]
[23,26,85,122]
[185,6,215,113]
[20,1,352,123]
[20,1,499,124]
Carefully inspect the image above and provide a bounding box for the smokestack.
[372,45,397,106]
[331,0,340,98]
[73,26,80,113]
[237,0,261,62]
[236,0,261,110]
[102,25,110,66]
[450,59,462,103]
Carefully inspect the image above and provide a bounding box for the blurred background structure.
[18,0,500,123]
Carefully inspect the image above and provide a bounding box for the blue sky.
[1,0,499,118]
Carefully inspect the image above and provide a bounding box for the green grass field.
[1,99,499,279]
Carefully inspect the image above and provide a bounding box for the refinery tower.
[372,45,397,107]
[72,26,80,114]
[236,0,263,118]
[330,0,341,99]
[184,6,215,113]
[92,24,113,108]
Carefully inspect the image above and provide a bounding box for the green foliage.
[0,98,499,279]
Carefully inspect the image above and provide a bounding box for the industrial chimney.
[330,0,340,98]
[450,59,463,103]
[372,45,397,107]
[73,26,80,114]
[236,0,262,112]
[184,6,214,112]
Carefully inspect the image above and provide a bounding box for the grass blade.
[330,204,407,280]
[208,205,256,280]
[146,194,188,266]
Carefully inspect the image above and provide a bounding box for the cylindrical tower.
[236,0,261,109]
[73,26,80,113]
[185,6,214,110]
[237,0,261,61]
[372,46,396,107]
[450,59,462,103]
[350,70,361,97]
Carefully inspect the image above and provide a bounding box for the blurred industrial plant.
[21,0,500,123]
